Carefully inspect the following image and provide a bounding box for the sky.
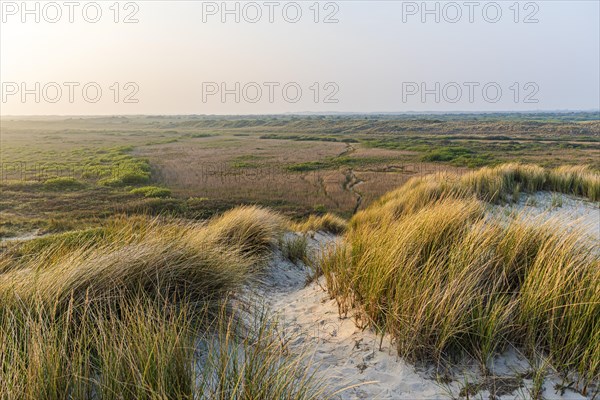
[1,0,599,115]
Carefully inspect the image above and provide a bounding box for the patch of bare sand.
[493,192,599,242]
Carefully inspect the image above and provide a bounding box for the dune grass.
[352,163,599,229]
[462,163,599,202]
[198,305,329,399]
[0,206,329,399]
[546,165,600,201]
[207,205,286,259]
[293,213,348,234]
[322,164,600,387]
[281,234,309,265]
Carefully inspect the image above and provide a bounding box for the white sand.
[493,192,599,242]
[256,232,594,399]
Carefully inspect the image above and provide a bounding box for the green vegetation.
[230,155,267,169]
[420,146,490,167]
[281,234,309,264]
[261,134,358,143]
[43,177,86,191]
[3,145,152,188]
[1,115,597,238]
[1,114,599,397]
[130,186,172,198]
[321,164,600,386]
[98,155,151,187]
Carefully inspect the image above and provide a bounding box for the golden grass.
[293,213,348,234]
[207,205,286,258]
[323,164,600,385]
[547,165,600,201]
[352,163,599,229]
[0,208,282,313]
[0,206,329,399]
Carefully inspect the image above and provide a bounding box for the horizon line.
[2,110,600,118]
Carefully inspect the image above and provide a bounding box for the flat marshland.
[0,115,599,399]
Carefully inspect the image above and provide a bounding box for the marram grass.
[0,206,330,400]
[323,164,599,387]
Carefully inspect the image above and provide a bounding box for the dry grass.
[353,163,599,229]
[322,164,600,387]
[207,206,286,259]
[0,206,330,399]
[547,165,600,201]
[293,213,348,234]
[0,207,282,314]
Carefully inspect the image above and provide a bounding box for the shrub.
[99,157,151,187]
[43,177,85,191]
[130,186,172,198]
[313,204,327,214]
[100,172,150,187]
[421,146,474,162]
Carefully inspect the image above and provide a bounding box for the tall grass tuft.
[0,294,197,400]
[0,206,326,399]
[547,165,600,201]
[352,164,598,229]
[294,213,348,234]
[208,205,286,259]
[461,163,547,202]
[281,234,309,264]
[323,164,600,385]
[198,306,329,399]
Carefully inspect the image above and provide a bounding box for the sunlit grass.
[0,206,329,399]
[323,164,600,387]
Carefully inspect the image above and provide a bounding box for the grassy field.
[0,114,598,398]
[1,114,598,238]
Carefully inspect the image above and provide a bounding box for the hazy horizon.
[2,1,599,115]
[2,109,600,118]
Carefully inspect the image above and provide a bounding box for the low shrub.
[130,186,172,198]
[43,177,85,191]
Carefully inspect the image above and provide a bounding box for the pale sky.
[1,0,599,115]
